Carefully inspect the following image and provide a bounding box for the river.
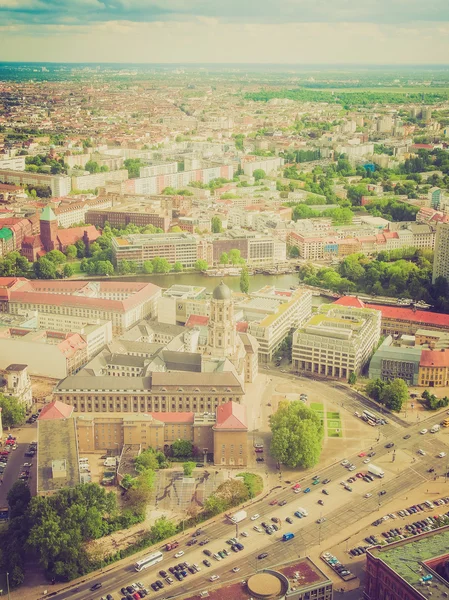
[114,271,329,306]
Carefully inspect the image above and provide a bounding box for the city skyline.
[0,0,449,64]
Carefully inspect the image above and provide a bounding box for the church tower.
[207,281,236,357]
[40,205,58,252]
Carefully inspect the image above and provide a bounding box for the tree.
[170,226,182,233]
[253,168,266,181]
[348,372,357,385]
[84,160,100,174]
[211,216,223,233]
[195,259,208,271]
[152,257,171,273]
[62,263,74,278]
[214,479,249,506]
[95,260,114,276]
[135,448,159,472]
[229,249,245,265]
[7,480,31,519]
[143,260,154,274]
[75,239,86,258]
[269,401,324,468]
[173,261,183,273]
[365,378,385,402]
[380,378,408,412]
[240,266,250,294]
[288,246,300,258]
[45,250,66,264]
[204,494,228,516]
[172,439,193,459]
[182,461,196,477]
[33,258,57,279]
[220,252,229,265]
[118,259,131,275]
[65,245,77,259]
[150,516,177,542]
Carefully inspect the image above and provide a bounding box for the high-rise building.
[433,222,449,283]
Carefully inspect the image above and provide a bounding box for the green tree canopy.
[172,439,193,459]
[253,168,266,181]
[33,257,57,279]
[195,259,208,271]
[269,400,324,468]
[182,461,196,477]
[152,257,171,273]
[220,252,229,265]
[65,244,77,259]
[211,216,223,233]
[240,265,249,294]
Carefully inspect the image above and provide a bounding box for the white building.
[292,304,381,378]
[433,222,449,283]
[1,364,33,408]
[0,156,26,171]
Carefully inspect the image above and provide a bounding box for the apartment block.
[242,157,284,177]
[86,205,171,232]
[293,304,381,378]
[0,156,26,171]
[242,286,312,363]
[112,232,198,268]
[0,170,72,197]
[433,221,449,282]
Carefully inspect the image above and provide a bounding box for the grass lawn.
[310,402,324,411]
[237,472,264,498]
[327,411,340,419]
[327,419,341,429]
[328,429,343,438]
[69,260,83,275]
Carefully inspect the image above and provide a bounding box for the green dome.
[212,281,232,300]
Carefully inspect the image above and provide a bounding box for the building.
[335,297,449,336]
[158,284,208,326]
[213,401,248,467]
[433,222,449,283]
[181,558,332,600]
[293,304,381,378]
[0,156,26,171]
[0,278,161,334]
[369,336,421,385]
[364,526,449,600]
[86,204,171,232]
[0,169,71,197]
[418,349,449,387]
[54,371,244,414]
[241,286,312,363]
[21,205,100,261]
[429,187,442,210]
[0,329,87,378]
[242,156,284,177]
[0,364,33,408]
[112,232,198,269]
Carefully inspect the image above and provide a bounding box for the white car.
[341,459,349,466]
[241,531,248,537]
[232,567,240,573]
[174,551,184,558]
[348,465,356,472]
[364,493,372,498]
[254,444,263,449]
[250,513,260,521]
[438,452,447,458]
[363,458,370,464]
[418,449,426,455]
[294,488,301,494]
[210,575,220,582]
[420,429,428,435]
[253,525,263,532]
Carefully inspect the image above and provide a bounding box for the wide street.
[49,408,449,600]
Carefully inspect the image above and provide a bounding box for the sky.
[0,0,448,64]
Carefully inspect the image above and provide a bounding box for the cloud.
[1,0,449,26]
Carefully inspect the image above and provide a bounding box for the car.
[368,451,376,457]
[218,551,226,559]
[187,539,197,546]
[254,443,264,449]
[159,570,168,578]
[348,465,356,472]
[364,493,372,498]
[90,583,102,591]
[121,588,128,595]
[255,448,264,453]
[318,499,324,506]
[199,539,210,546]
[23,463,32,468]
[385,442,394,448]
[341,459,349,466]
[379,490,387,496]
[261,522,269,529]
[438,452,447,458]
[363,458,371,464]
[418,449,426,456]
[203,559,211,567]
[292,483,301,490]
[312,479,320,485]
[316,517,326,524]
[286,517,293,524]
[303,487,311,493]
[404,434,411,440]
[322,478,331,484]
[251,513,260,520]
[269,499,278,505]
[348,477,356,483]
[210,575,220,582]
[356,473,364,479]
[253,525,263,532]
[322,489,329,495]
[258,553,268,559]
[232,567,240,573]
[420,429,428,435]
[174,551,184,558]
[256,457,265,462]
[279,500,287,506]
[344,485,353,492]
[203,549,212,556]
[241,531,248,537]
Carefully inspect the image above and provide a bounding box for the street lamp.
[6,571,10,600]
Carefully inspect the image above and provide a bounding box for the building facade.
[433,221,449,283]
[112,232,198,269]
[293,304,381,378]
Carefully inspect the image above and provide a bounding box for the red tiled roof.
[38,400,74,420]
[334,297,449,328]
[56,225,100,247]
[214,401,247,430]
[147,412,194,423]
[420,349,449,368]
[236,321,248,332]
[185,315,209,327]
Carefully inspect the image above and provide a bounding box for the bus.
[363,410,380,425]
[442,418,449,428]
[134,551,163,572]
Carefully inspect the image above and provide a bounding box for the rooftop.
[37,418,79,493]
[214,401,247,430]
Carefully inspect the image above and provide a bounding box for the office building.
[0,278,161,334]
[112,232,198,269]
[293,304,381,378]
[368,336,421,385]
[364,526,449,600]
[429,187,442,210]
[433,222,449,283]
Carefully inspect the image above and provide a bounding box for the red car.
[292,483,301,490]
[255,448,264,453]
[269,499,278,506]
[358,452,366,457]
[356,472,364,479]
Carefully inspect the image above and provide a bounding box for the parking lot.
[0,423,37,506]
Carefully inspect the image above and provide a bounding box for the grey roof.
[213,281,232,300]
[106,353,147,368]
[163,350,202,372]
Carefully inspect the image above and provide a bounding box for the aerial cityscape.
[1,2,449,600]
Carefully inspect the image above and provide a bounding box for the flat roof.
[37,418,79,493]
[369,528,449,600]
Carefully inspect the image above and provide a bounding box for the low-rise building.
[112,232,198,269]
[213,401,248,467]
[0,364,33,408]
[293,304,381,378]
[369,336,421,385]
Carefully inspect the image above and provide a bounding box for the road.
[0,424,37,506]
[50,413,449,600]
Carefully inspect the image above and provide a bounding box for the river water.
[114,271,329,306]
